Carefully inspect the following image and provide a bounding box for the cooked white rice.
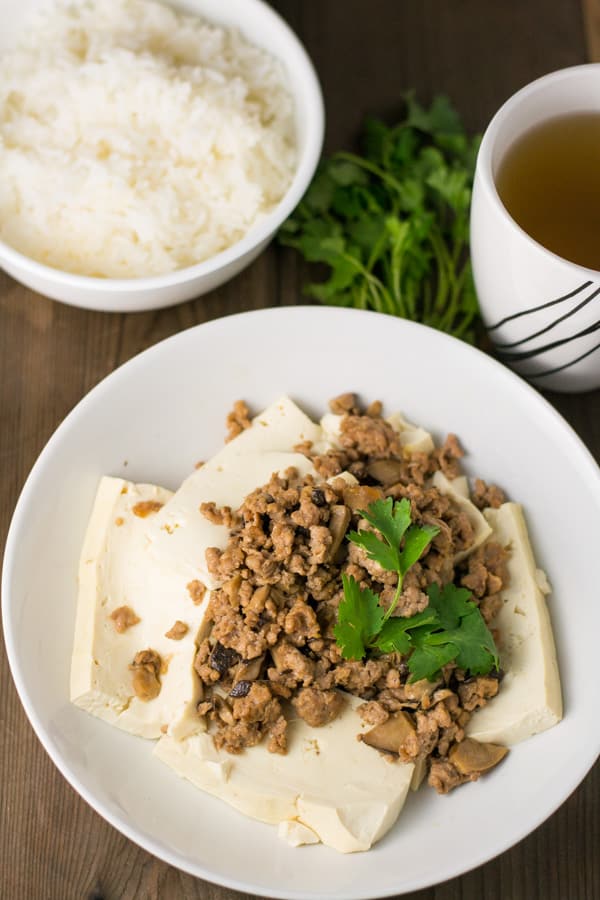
[0,0,296,278]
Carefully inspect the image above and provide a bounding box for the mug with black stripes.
[471,64,600,392]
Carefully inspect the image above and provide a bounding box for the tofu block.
[466,503,563,745]
[154,695,415,853]
[432,470,492,562]
[71,476,209,739]
[386,411,435,454]
[147,396,321,589]
[278,820,320,847]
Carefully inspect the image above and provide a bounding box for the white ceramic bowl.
[3,307,600,899]
[0,0,324,312]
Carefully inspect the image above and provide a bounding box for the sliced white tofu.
[147,396,321,590]
[319,412,344,448]
[146,449,316,592]
[154,695,415,854]
[278,820,320,847]
[71,476,209,739]
[431,470,492,562]
[466,503,563,745]
[386,411,435,454]
[446,474,470,499]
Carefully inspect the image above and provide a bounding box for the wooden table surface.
[2,2,600,898]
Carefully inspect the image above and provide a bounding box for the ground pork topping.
[110,605,140,633]
[339,414,405,459]
[194,395,510,793]
[187,579,207,605]
[472,478,506,510]
[200,501,238,528]
[130,649,162,701]
[165,620,189,640]
[225,399,252,443]
[131,499,164,518]
[329,392,361,415]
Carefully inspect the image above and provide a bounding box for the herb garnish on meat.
[279,94,481,342]
[334,498,499,681]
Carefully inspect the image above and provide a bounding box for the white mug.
[471,65,600,393]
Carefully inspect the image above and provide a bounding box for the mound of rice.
[0,0,296,278]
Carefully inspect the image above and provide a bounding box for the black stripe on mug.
[525,339,600,380]
[495,314,600,363]
[493,285,600,349]
[487,281,593,331]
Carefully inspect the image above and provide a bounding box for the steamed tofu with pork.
[71,393,562,852]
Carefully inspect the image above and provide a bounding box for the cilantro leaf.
[349,497,438,582]
[334,575,385,660]
[405,92,463,137]
[427,610,499,674]
[408,641,459,682]
[399,523,440,572]
[426,581,474,630]
[374,608,439,654]
[347,528,400,573]
[333,502,498,682]
[414,583,500,678]
[374,619,411,655]
[279,94,482,343]
[358,497,412,551]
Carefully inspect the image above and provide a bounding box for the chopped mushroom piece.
[449,738,509,775]
[327,505,351,559]
[130,649,162,702]
[361,711,416,754]
[109,605,140,633]
[342,484,383,512]
[233,654,265,685]
[366,459,406,486]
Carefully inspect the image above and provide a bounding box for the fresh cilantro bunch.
[279,94,482,343]
[334,498,499,682]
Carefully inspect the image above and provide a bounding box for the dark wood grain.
[582,0,600,60]
[1,2,599,899]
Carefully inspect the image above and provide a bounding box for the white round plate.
[3,306,600,898]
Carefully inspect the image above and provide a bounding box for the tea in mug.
[495,112,600,270]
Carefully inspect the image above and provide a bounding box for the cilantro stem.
[280,96,482,344]
[335,151,406,197]
[382,575,405,624]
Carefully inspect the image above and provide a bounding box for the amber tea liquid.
[495,112,600,270]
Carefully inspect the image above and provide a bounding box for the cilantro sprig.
[333,498,499,681]
[279,94,482,343]
[348,497,439,622]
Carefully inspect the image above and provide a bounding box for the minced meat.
[194,395,510,794]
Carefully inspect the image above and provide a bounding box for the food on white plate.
[466,503,562,744]
[0,0,295,277]
[71,393,562,852]
[155,694,414,854]
[70,477,211,739]
[71,401,318,738]
[146,395,321,591]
